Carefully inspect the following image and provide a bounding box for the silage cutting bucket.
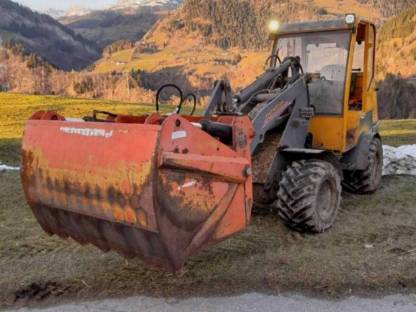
[21,111,253,271]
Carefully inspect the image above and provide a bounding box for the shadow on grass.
[0,138,21,166]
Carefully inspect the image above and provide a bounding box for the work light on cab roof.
[268,20,280,33]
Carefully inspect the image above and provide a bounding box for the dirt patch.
[1,171,416,309]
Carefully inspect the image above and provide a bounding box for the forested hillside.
[0,43,154,103]
[364,0,416,17]
[60,9,161,49]
[377,6,416,78]
[0,0,100,70]
[166,0,416,50]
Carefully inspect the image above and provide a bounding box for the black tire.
[276,159,342,233]
[343,137,383,194]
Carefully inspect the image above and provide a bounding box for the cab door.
[345,22,377,151]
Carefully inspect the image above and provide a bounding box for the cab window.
[276,31,351,115]
[349,24,366,111]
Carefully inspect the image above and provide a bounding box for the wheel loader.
[21,14,383,272]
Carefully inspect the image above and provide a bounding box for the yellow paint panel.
[309,116,344,152]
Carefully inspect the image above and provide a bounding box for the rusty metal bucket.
[21,112,253,272]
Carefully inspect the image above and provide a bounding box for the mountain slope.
[377,5,416,78]
[156,0,416,50]
[0,0,100,70]
[60,0,183,49]
[60,9,161,49]
[93,0,416,93]
[111,0,182,11]
[45,8,65,19]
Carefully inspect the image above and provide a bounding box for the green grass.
[111,49,134,63]
[380,119,416,146]
[0,92,176,166]
[0,92,415,167]
[95,48,178,73]
[1,91,414,142]
[0,92,172,140]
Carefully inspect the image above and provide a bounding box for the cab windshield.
[276,31,351,114]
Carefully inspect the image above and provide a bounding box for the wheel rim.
[316,179,337,221]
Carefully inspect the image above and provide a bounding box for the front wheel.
[276,159,342,233]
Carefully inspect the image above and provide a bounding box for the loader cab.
[272,16,378,153]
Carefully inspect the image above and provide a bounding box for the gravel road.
[8,293,416,312]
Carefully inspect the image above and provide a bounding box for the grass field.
[0,92,173,167]
[0,93,159,140]
[380,119,416,147]
[1,93,416,309]
[1,92,415,141]
[0,93,415,168]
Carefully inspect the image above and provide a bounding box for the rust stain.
[125,208,137,224]
[113,207,125,222]
[22,144,156,231]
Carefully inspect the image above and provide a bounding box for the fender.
[264,148,343,191]
[341,122,381,171]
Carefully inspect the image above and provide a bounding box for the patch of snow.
[64,6,92,17]
[44,6,92,18]
[44,8,65,19]
[383,145,416,176]
[111,0,182,10]
[0,162,20,172]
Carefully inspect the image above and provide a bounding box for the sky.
[14,0,117,12]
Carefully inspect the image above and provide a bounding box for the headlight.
[268,20,280,33]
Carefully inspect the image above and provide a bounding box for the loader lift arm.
[202,56,315,194]
[203,56,314,153]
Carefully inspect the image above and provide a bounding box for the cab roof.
[276,16,372,36]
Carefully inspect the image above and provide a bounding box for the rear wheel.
[276,159,342,233]
[343,137,383,194]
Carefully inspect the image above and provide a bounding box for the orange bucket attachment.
[21,112,253,271]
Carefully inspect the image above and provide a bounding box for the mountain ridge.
[0,0,100,70]
[59,0,183,49]
[377,5,416,78]
[111,0,182,11]
[59,9,163,49]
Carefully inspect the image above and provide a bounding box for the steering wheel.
[155,84,184,113]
